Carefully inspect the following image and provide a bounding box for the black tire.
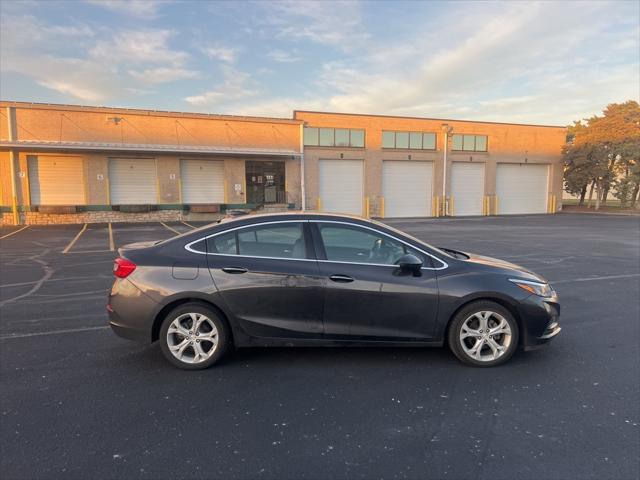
[447,301,519,367]
[159,302,231,370]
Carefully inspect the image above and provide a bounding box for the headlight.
[509,279,554,297]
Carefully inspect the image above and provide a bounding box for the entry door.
[109,158,157,205]
[451,162,485,216]
[496,164,549,214]
[382,161,433,217]
[318,160,363,215]
[206,222,324,338]
[311,222,439,340]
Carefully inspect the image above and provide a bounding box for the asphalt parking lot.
[1,213,639,480]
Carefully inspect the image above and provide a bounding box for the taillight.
[113,258,136,278]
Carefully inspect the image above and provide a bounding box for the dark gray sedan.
[108,213,561,369]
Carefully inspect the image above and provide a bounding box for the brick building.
[0,101,566,224]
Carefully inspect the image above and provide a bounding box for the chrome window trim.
[184,218,448,270]
[310,220,448,270]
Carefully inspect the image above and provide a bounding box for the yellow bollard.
[364,197,370,218]
[380,197,385,218]
[317,197,322,211]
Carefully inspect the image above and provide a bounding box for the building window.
[319,128,334,146]
[303,127,366,148]
[381,131,437,150]
[303,127,319,146]
[451,134,488,152]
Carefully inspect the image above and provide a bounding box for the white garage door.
[319,160,363,215]
[451,162,485,216]
[28,155,85,205]
[109,158,157,205]
[382,161,433,217]
[181,159,224,204]
[496,164,549,214]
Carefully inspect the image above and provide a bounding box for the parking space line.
[0,326,110,340]
[65,249,113,254]
[160,221,181,234]
[108,222,115,251]
[181,221,196,229]
[62,224,88,254]
[0,225,29,240]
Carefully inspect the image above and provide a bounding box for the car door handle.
[222,267,248,274]
[329,274,354,283]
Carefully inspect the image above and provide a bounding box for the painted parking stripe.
[181,221,196,229]
[62,223,88,254]
[0,225,29,240]
[553,273,640,284]
[0,326,110,340]
[159,221,181,234]
[108,222,115,251]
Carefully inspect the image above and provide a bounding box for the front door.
[311,221,439,340]
[246,161,286,205]
[207,221,324,338]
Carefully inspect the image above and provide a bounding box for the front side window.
[318,223,425,266]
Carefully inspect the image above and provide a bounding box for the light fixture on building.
[106,116,122,125]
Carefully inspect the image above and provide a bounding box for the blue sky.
[1,0,638,124]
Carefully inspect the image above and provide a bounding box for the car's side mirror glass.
[397,253,423,272]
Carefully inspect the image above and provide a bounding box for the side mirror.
[397,253,423,272]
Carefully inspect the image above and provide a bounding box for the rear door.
[311,221,440,340]
[206,221,324,338]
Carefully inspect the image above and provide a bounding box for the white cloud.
[1,14,198,102]
[260,1,369,51]
[266,49,300,63]
[129,67,199,84]
[86,0,164,18]
[184,66,258,106]
[201,45,239,63]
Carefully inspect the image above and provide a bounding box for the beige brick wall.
[295,111,566,215]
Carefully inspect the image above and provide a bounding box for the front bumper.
[516,293,561,350]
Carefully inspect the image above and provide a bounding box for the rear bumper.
[107,278,158,343]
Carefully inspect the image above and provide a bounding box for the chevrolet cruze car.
[108,213,561,369]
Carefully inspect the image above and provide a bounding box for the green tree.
[563,101,640,210]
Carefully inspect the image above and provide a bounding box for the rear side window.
[237,223,305,259]
[206,230,237,255]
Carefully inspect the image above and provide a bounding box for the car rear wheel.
[159,303,230,370]
[447,301,519,367]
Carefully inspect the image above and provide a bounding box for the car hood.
[449,249,547,283]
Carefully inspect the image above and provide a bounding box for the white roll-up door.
[180,159,224,204]
[28,155,85,205]
[451,162,485,216]
[109,158,157,205]
[382,161,433,217]
[319,159,363,215]
[496,164,549,214]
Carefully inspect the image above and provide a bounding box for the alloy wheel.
[166,313,219,364]
[459,311,512,362]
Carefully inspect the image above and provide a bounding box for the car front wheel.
[159,303,230,370]
[447,301,519,367]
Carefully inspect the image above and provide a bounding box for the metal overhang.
[0,140,301,158]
